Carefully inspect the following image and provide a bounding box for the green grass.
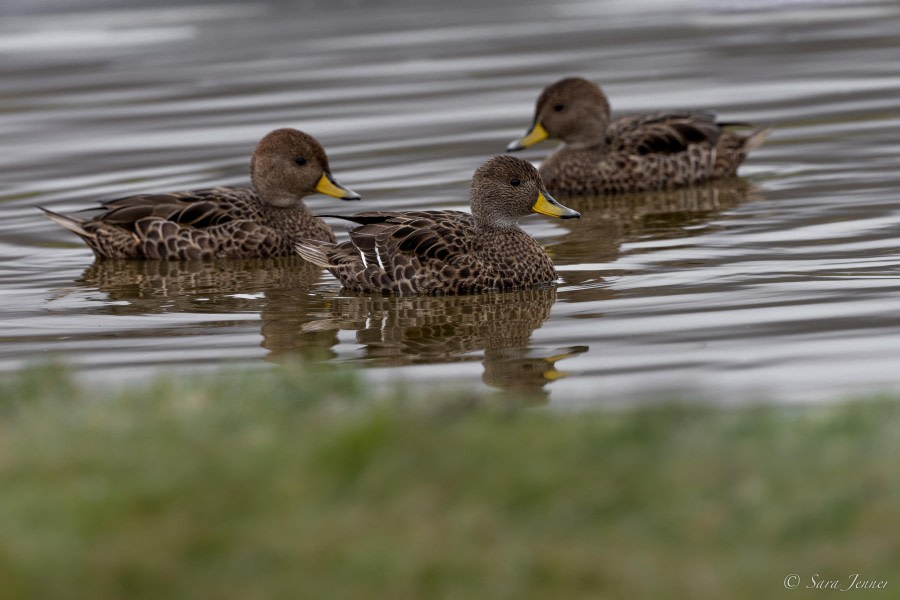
[1,364,898,599]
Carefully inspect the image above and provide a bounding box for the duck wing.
[609,111,723,155]
[341,210,471,266]
[94,187,256,230]
[65,187,272,259]
[302,210,479,294]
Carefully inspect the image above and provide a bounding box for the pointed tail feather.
[742,126,772,153]
[294,239,335,268]
[40,207,94,239]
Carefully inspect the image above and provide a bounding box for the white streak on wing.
[374,245,385,270]
[357,244,368,268]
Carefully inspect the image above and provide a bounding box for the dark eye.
[553,104,565,112]
[510,178,520,187]
[294,157,307,166]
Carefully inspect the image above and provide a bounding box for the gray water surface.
[2,0,899,404]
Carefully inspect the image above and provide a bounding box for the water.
[2,0,899,404]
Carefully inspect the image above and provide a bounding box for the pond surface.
[2,0,899,404]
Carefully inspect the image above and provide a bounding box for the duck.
[41,128,360,260]
[507,77,771,196]
[294,155,580,295]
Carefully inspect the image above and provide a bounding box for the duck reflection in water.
[74,257,341,358]
[73,260,584,396]
[76,256,323,314]
[544,180,762,297]
[280,286,586,399]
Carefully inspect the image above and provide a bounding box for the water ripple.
[1,0,899,403]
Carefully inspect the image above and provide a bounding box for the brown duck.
[507,77,771,196]
[295,155,580,295]
[41,128,360,260]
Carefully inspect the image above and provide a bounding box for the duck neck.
[474,212,521,232]
[563,110,610,151]
[264,199,319,237]
[566,127,608,152]
[567,137,607,152]
[257,191,310,225]
[258,188,302,208]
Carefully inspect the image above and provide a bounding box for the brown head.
[249,128,360,207]
[507,77,611,151]
[470,155,580,229]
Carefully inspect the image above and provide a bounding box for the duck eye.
[553,104,565,112]
[510,178,521,187]
[294,157,307,166]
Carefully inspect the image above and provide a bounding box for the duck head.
[507,77,611,151]
[471,155,580,229]
[250,128,360,207]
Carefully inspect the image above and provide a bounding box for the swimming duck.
[507,77,771,196]
[295,155,580,295]
[41,128,360,260]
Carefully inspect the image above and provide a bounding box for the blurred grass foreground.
[1,363,899,599]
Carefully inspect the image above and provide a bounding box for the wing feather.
[316,211,476,292]
[94,187,253,229]
[609,112,723,155]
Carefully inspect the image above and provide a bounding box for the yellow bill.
[315,172,361,201]
[542,346,589,380]
[507,122,550,152]
[545,347,587,363]
[532,191,580,219]
[542,369,571,382]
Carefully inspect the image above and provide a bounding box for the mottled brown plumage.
[507,77,771,196]
[41,128,360,260]
[295,155,580,295]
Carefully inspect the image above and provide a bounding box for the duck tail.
[294,239,335,268]
[40,207,93,239]
[742,126,772,153]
